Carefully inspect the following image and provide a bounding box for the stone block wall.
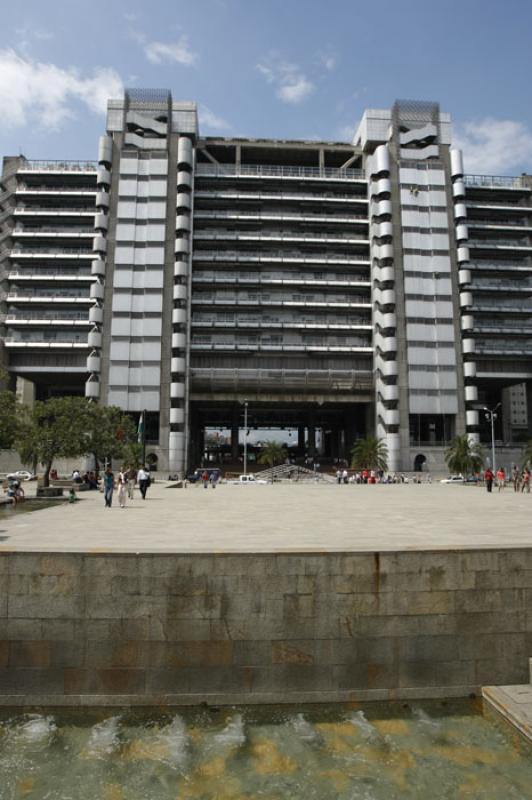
[0,549,531,704]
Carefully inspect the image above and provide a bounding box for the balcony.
[194,189,368,205]
[9,247,93,259]
[8,269,92,280]
[6,311,90,325]
[195,163,365,181]
[6,292,91,303]
[12,228,95,236]
[190,341,372,354]
[464,174,531,190]
[17,160,97,173]
[191,274,370,289]
[14,208,95,216]
[15,187,97,195]
[192,250,370,266]
[194,210,368,225]
[193,230,369,247]
[189,367,373,392]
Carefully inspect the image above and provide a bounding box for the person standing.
[521,467,530,493]
[138,465,150,500]
[496,466,506,492]
[117,467,128,508]
[202,469,209,489]
[484,467,494,493]
[511,465,520,492]
[103,467,115,508]
[127,466,137,500]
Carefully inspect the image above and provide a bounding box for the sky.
[1,0,532,174]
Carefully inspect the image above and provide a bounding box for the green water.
[0,701,530,799]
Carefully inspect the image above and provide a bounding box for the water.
[0,701,530,799]
[0,498,64,516]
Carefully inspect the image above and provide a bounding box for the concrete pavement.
[0,480,531,554]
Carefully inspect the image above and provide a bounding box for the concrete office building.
[1,90,531,474]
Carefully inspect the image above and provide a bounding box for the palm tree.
[257,440,287,482]
[444,434,484,476]
[351,436,388,472]
[522,439,532,468]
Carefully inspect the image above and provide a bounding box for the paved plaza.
[0,481,531,553]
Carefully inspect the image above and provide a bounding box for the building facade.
[1,91,531,473]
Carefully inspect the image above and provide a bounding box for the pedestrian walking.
[521,467,530,493]
[103,467,115,508]
[496,466,506,492]
[117,467,128,508]
[511,465,520,492]
[138,465,150,500]
[202,469,209,489]
[342,469,348,485]
[127,466,137,499]
[484,467,494,493]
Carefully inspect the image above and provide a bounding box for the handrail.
[193,250,370,264]
[464,174,531,190]
[18,160,98,172]
[196,164,365,180]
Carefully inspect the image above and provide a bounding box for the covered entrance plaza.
[187,399,374,467]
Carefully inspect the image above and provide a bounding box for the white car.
[440,475,465,484]
[226,474,268,485]
[7,470,36,482]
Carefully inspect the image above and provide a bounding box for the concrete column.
[526,382,532,439]
[231,407,239,461]
[365,402,375,437]
[298,426,305,455]
[308,413,316,457]
[16,376,35,407]
[198,427,205,465]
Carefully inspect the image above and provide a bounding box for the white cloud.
[256,56,314,104]
[0,49,123,130]
[318,50,336,72]
[454,118,532,174]
[198,105,231,131]
[144,36,198,66]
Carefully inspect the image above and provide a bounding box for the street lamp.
[243,400,249,475]
[484,403,501,471]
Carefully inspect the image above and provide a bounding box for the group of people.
[102,465,151,508]
[70,469,99,490]
[335,468,427,485]
[483,465,531,493]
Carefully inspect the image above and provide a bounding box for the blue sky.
[1,0,532,174]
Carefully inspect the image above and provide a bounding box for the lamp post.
[243,400,248,475]
[484,403,501,471]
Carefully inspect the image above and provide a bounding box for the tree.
[0,389,21,450]
[16,396,92,487]
[444,434,484,476]
[85,404,138,471]
[351,436,388,472]
[257,440,287,482]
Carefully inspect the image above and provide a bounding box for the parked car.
[186,468,221,484]
[225,474,268,485]
[440,475,465,484]
[7,470,36,482]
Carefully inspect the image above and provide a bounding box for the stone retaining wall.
[0,549,531,704]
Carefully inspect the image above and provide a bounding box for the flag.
[137,412,145,444]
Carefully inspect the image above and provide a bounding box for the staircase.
[254,463,336,483]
